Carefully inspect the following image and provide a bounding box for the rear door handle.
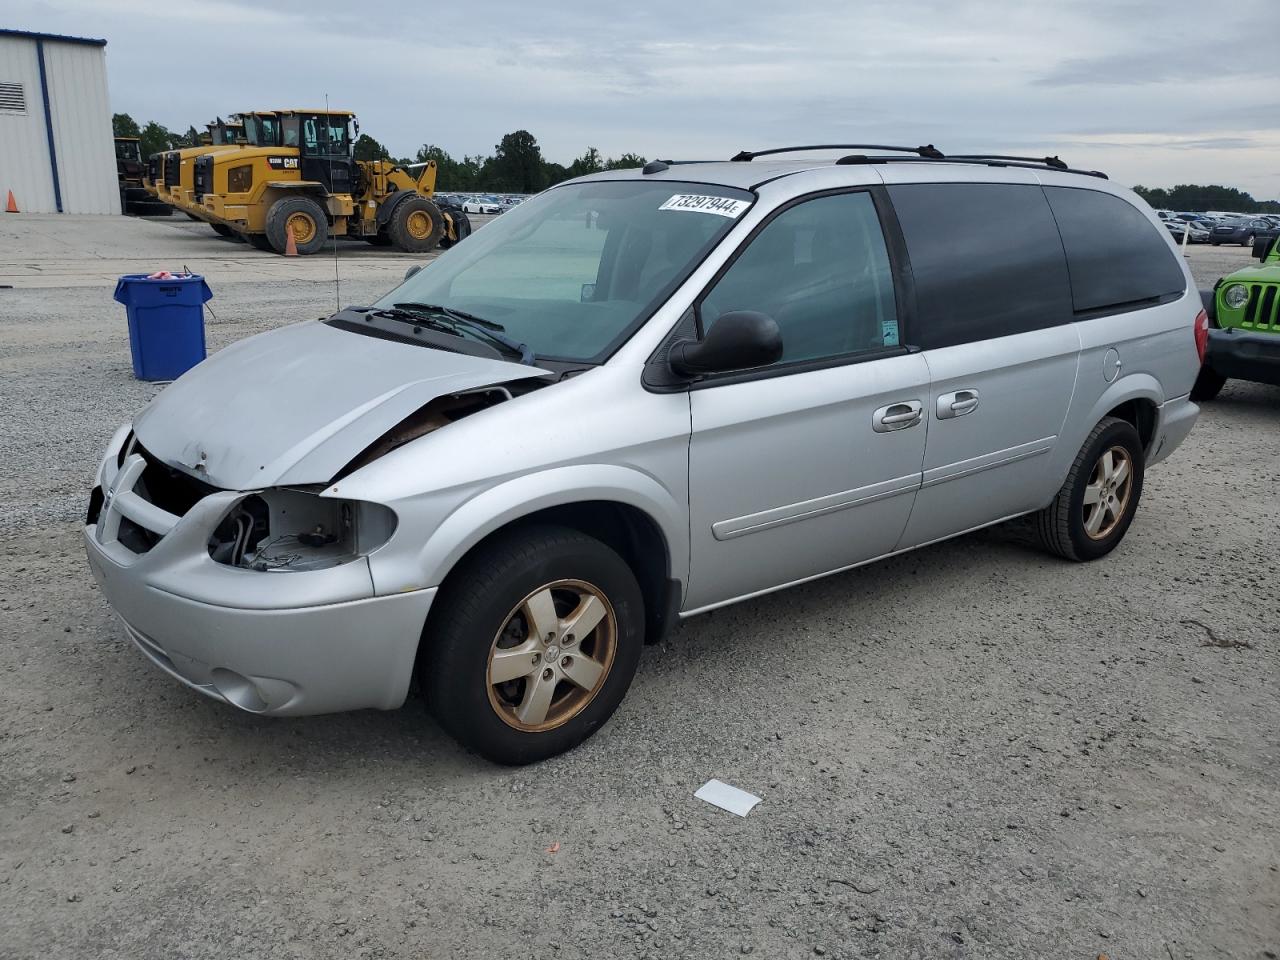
[936,389,980,420]
[872,400,923,433]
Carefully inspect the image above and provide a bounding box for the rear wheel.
[421,525,645,765]
[1244,233,1255,247]
[264,196,327,255]
[246,233,274,251]
[1034,417,1144,562]
[387,196,445,253]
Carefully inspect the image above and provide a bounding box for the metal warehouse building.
[0,29,119,214]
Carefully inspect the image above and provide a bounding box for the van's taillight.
[1194,309,1209,364]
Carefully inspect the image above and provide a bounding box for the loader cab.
[280,111,355,195]
[241,113,283,148]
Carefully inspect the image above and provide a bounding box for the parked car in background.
[1210,218,1273,246]
[463,196,503,214]
[84,151,1203,764]
[1165,219,1210,243]
[1193,233,1280,400]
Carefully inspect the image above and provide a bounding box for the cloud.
[10,0,1279,198]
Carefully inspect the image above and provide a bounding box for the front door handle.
[872,400,923,433]
[936,389,980,420]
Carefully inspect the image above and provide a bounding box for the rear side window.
[888,183,1073,349]
[1044,187,1185,313]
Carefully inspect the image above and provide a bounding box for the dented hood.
[133,320,547,490]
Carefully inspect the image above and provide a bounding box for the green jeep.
[1193,232,1280,400]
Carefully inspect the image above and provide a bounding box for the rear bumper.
[1148,393,1199,467]
[1206,328,1280,386]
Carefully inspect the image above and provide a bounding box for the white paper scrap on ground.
[694,779,762,817]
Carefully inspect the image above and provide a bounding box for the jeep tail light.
[1194,309,1208,364]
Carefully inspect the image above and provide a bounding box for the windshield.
[375,180,754,362]
[115,140,140,162]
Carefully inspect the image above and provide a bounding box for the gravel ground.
[1,220,1278,960]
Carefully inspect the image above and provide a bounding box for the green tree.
[567,147,604,179]
[112,112,140,139]
[490,130,547,193]
[182,125,202,148]
[1134,182,1276,213]
[139,120,179,157]
[543,161,570,187]
[354,133,391,162]
[604,152,646,170]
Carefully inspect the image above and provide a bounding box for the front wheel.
[1034,417,1145,562]
[1244,234,1255,247]
[387,196,445,253]
[264,196,328,255]
[421,525,645,765]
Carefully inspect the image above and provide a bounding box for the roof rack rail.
[731,144,944,162]
[948,154,1069,170]
[832,154,1108,180]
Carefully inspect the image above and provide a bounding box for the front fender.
[367,464,689,596]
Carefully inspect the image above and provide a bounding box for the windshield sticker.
[659,194,750,218]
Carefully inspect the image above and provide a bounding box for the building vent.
[0,81,26,114]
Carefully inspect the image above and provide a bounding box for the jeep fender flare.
[369,463,689,597]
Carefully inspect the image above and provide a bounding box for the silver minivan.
[86,147,1204,763]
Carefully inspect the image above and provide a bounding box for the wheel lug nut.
[531,653,541,665]
[561,656,572,668]
[564,634,575,646]
[542,668,554,681]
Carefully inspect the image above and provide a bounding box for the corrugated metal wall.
[0,35,120,215]
[43,40,119,214]
[0,35,58,213]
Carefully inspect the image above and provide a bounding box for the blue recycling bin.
[112,274,212,381]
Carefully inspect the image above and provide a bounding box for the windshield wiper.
[394,302,505,330]
[375,304,535,365]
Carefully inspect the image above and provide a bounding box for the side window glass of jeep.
[700,191,899,364]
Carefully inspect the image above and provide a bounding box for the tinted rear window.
[1043,187,1186,313]
[888,183,1073,349]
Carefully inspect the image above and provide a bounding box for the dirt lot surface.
[1,217,1277,959]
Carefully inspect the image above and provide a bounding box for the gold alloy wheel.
[486,579,618,732]
[405,209,433,240]
[286,211,317,244]
[1083,444,1133,540]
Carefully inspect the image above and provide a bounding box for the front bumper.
[85,434,435,716]
[1206,328,1280,386]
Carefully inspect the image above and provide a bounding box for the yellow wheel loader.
[186,110,449,255]
[154,116,250,232]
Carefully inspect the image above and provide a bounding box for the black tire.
[1191,366,1227,402]
[264,196,327,255]
[246,233,274,251]
[1034,417,1145,562]
[128,200,172,216]
[124,186,150,202]
[210,223,234,237]
[439,209,473,249]
[387,196,445,253]
[421,525,645,765]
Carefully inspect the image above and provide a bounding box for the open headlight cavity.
[208,489,397,572]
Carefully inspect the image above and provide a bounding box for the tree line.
[114,113,1277,208]
[111,113,644,193]
[1133,183,1280,214]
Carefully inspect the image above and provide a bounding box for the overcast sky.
[15,0,1280,198]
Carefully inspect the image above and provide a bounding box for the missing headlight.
[208,490,396,572]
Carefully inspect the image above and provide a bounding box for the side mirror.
[669,310,783,377]
[404,264,422,281]
[1254,234,1276,262]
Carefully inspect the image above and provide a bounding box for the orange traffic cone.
[5,190,18,213]
[284,224,298,257]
